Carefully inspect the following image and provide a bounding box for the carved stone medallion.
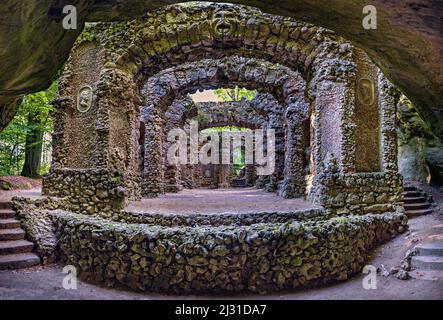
[357,78,375,105]
[77,85,92,113]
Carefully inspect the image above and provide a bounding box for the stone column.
[278,102,309,198]
[163,138,183,193]
[378,72,400,174]
[142,106,164,197]
[265,113,285,191]
[244,164,256,186]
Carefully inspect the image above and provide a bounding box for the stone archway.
[139,56,310,198]
[2,1,442,142]
[113,4,353,83]
[162,93,285,192]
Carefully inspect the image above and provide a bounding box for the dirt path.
[126,188,319,215]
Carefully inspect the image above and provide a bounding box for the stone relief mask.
[211,7,240,37]
[357,78,375,105]
[77,85,92,113]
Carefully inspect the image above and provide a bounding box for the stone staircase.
[402,185,433,218]
[0,200,40,270]
[410,241,443,280]
[232,178,246,188]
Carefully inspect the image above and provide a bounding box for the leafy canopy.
[214,86,257,102]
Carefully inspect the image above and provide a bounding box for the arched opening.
[137,56,310,201]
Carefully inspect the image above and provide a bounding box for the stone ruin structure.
[14,4,408,293]
[157,93,285,193]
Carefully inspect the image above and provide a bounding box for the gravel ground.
[125,188,319,215]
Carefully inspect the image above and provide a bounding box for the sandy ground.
[0,188,43,202]
[126,188,319,214]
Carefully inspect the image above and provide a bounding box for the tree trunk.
[21,112,43,178]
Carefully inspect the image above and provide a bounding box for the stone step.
[0,218,21,229]
[232,179,246,187]
[403,185,417,192]
[0,253,40,270]
[411,255,443,271]
[0,240,34,255]
[0,209,15,219]
[403,196,427,204]
[0,228,25,241]
[232,183,246,187]
[404,202,431,211]
[427,194,434,203]
[0,201,12,210]
[405,209,433,218]
[409,270,443,281]
[402,191,422,198]
[415,241,443,257]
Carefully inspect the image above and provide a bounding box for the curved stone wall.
[50,210,407,293]
[105,208,326,227]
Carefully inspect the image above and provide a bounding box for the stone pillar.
[244,164,256,186]
[265,113,285,191]
[378,72,400,174]
[142,106,164,197]
[278,102,309,198]
[218,164,233,188]
[163,137,183,193]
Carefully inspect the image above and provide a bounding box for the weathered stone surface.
[399,137,431,183]
[0,96,22,133]
[42,168,126,213]
[43,208,407,293]
[11,197,61,262]
[398,96,443,187]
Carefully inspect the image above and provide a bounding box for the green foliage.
[0,82,57,176]
[201,126,247,176]
[76,23,97,46]
[177,1,202,8]
[214,86,257,102]
[397,95,437,144]
[232,148,245,176]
